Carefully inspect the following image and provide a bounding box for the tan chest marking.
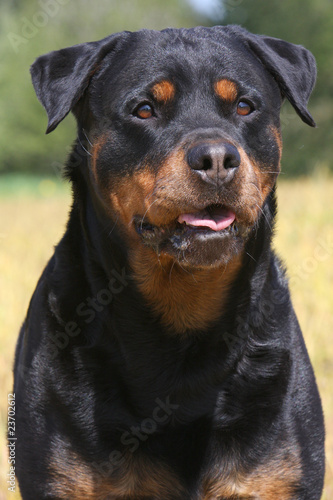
[48,446,184,499]
[202,447,302,499]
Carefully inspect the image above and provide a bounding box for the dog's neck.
[129,246,244,334]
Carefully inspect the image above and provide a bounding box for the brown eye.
[135,103,154,119]
[237,100,253,116]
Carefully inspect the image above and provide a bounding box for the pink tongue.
[178,208,236,232]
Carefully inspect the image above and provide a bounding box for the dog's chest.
[48,434,301,499]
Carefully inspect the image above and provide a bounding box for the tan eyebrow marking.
[214,79,238,102]
[151,80,176,103]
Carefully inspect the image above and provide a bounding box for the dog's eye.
[134,103,154,119]
[237,100,254,116]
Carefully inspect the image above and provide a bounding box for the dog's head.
[31,26,316,269]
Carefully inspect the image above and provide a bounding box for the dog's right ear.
[226,26,317,127]
[30,33,124,133]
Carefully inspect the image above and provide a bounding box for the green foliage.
[0,0,199,174]
[220,0,333,176]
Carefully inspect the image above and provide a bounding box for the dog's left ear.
[30,33,124,133]
[229,26,317,127]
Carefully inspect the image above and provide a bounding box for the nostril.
[222,143,241,170]
[202,157,212,171]
[224,151,241,170]
[187,144,213,171]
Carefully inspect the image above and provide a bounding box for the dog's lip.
[177,206,236,232]
[134,204,237,234]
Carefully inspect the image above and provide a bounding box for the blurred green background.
[1,0,332,178]
[1,1,333,499]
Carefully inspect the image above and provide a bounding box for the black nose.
[187,142,240,181]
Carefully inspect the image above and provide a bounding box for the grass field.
[0,175,332,499]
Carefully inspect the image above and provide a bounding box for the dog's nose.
[187,142,240,181]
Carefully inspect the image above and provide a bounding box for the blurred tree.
[218,0,333,176]
[0,0,200,174]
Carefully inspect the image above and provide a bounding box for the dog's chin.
[133,211,250,268]
[161,227,247,268]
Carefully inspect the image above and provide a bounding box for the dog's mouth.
[134,204,239,237]
[133,204,249,267]
[177,205,236,232]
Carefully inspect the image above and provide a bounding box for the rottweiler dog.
[13,26,325,499]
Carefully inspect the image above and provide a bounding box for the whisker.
[255,203,272,230]
[179,254,197,282]
[140,199,160,230]
[246,252,257,263]
[82,129,93,148]
[78,136,92,157]
[157,253,165,271]
[108,215,119,237]
[169,260,176,285]
[254,219,260,239]
[249,182,263,202]
[143,191,156,205]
